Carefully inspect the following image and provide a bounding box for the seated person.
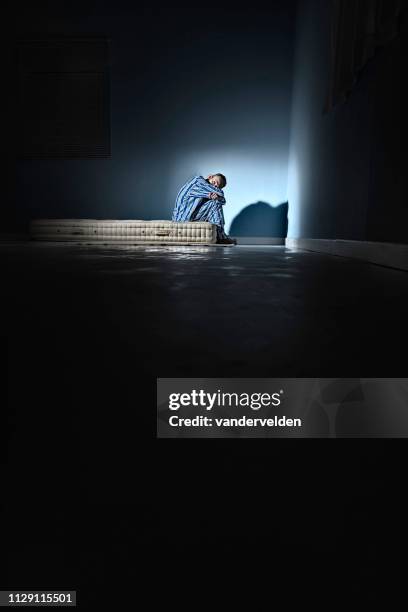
[172,173,236,244]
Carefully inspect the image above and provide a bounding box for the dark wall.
[288,0,408,244]
[13,1,296,234]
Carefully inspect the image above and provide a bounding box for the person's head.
[206,173,227,189]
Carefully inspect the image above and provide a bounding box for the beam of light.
[287,150,301,238]
[171,149,289,233]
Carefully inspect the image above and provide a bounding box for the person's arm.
[188,177,226,204]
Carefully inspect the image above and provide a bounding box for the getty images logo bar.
[157,378,408,438]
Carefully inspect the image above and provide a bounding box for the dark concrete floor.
[3,242,408,604]
[3,242,408,377]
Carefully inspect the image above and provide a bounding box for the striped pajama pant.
[188,200,228,240]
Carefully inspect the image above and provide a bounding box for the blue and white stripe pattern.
[172,175,228,239]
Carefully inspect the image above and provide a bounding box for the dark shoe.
[217,237,237,245]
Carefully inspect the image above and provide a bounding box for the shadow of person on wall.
[229,201,288,237]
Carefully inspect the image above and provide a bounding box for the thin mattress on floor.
[29,219,218,244]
